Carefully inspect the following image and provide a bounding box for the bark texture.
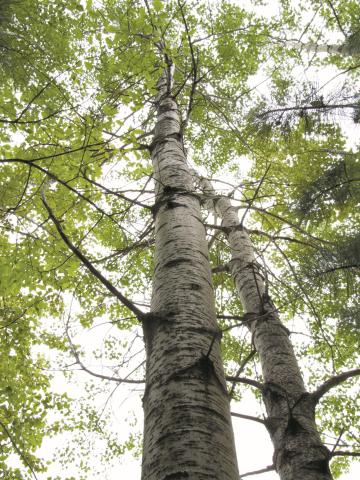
[141,68,239,480]
[194,172,333,480]
[287,40,359,57]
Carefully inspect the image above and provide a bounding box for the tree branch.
[326,0,347,38]
[228,349,257,399]
[0,420,39,480]
[226,376,264,391]
[65,328,145,384]
[312,368,360,403]
[231,412,266,425]
[239,464,275,478]
[331,451,360,458]
[258,102,359,119]
[240,164,271,225]
[212,264,230,274]
[83,174,152,210]
[41,191,145,320]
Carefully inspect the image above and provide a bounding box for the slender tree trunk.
[287,40,358,57]
[193,172,333,480]
[141,67,239,480]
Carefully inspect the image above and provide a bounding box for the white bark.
[287,40,358,57]
[141,69,239,480]
[193,172,333,480]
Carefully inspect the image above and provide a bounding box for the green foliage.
[0,0,359,477]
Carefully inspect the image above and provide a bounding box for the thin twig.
[65,328,145,384]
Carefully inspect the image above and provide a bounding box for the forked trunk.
[141,68,239,480]
[194,173,333,480]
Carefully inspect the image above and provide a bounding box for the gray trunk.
[141,68,239,480]
[193,172,333,480]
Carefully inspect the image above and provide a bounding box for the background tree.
[0,0,359,479]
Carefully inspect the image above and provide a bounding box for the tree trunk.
[141,67,239,480]
[194,172,333,480]
[287,40,358,57]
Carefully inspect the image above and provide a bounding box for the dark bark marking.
[164,258,193,269]
[304,458,331,475]
[163,473,190,480]
[151,187,199,217]
[142,311,177,354]
[197,249,209,261]
[163,239,175,247]
[195,405,230,425]
[285,416,305,435]
[263,382,288,402]
[150,131,183,152]
[155,220,168,232]
[191,214,206,226]
[166,200,186,210]
[198,355,216,380]
[165,354,227,394]
[264,417,281,435]
[158,102,178,114]
[221,225,232,236]
[162,185,185,195]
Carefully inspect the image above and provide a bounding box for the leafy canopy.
[0,0,359,478]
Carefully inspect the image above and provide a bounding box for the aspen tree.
[141,66,239,480]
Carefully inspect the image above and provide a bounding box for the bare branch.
[92,238,154,264]
[239,464,275,478]
[240,164,271,225]
[1,158,120,224]
[226,376,264,391]
[82,174,152,210]
[0,420,39,480]
[212,264,230,274]
[331,427,345,454]
[312,369,360,403]
[41,191,145,320]
[258,102,359,119]
[326,0,347,38]
[331,451,360,458]
[231,412,266,425]
[228,349,257,399]
[314,263,360,276]
[65,329,145,384]
[247,228,318,249]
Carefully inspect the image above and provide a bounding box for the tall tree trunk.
[193,172,333,480]
[141,67,239,480]
[287,40,358,57]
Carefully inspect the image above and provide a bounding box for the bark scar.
[141,310,178,354]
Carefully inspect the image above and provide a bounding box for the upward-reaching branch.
[312,368,360,403]
[41,191,145,320]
